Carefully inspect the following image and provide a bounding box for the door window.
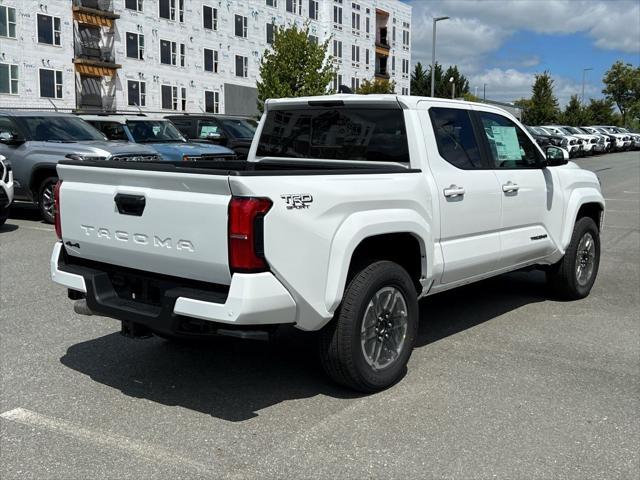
[477,111,541,169]
[0,116,20,140]
[429,107,483,170]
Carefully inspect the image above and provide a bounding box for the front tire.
[547,217,600,299]
[318,261,419,393]
[38,176,58,224]
[0,205,8,226]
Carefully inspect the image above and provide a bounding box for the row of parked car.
[0,111,257,224]
[525,124,640,158]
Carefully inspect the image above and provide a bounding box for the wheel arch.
[324,209,432,315]
[561,189,605,252]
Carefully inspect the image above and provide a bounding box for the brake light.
[54,180,62,240]
[228,197,272,273]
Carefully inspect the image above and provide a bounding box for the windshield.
[257,107,409,163]
[219,118,257,139]
[529,126,546,135]
[126,120,185,143]
[18,116,106,142]
[565,127,582,134]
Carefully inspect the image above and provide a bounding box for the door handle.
[114,193,146,216]
[502,182,520,193]
[443,185,465,198]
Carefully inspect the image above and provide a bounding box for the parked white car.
[0,154,13,226]
[536,126,582,157]
[591,126,629,150]
[51,95,605,392]
[579,127,612,152]
[562,126,605,154]
[542,126,590,155]
[615,127,640,149]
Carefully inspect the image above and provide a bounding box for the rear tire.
[318,261,419,393]
[38,176,58,224]
[547,216,600,300]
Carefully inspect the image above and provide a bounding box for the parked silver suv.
[0,111,160,223]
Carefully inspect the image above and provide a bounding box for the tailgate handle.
[114,194,146,216]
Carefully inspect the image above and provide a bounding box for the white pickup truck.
[51,95,604,392]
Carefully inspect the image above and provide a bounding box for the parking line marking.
[0,408,213,474]
[21,226,53,232]
[603,198,640,202]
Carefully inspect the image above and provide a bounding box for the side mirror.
[205,131,227,145]
[545,145,569,166]
[0,131,25,145]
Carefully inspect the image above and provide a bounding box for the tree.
[424,62,444,97]
[602,61,640,126]
[356,78,396,94]
[525,71,560,125]
[561,94,590,126]
[257,24,336,113]
[514,98,533,124]
[585,98,619,125]
[410,62,428,96]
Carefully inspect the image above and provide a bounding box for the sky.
[403,0,640,105]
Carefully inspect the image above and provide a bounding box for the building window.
[266,23,275,44]
[391,55,395,72]
[401,87,408,95]
[160,40,183,66]
[351,77,360,91]
[37,14,61,46]
[0,63,18,94]
[127,80,146,106]
[286,0,301,14]
[205,90,220,113]
[161,85,178,110]
[235,55,248,77]
[126,32,144,60]
[332,73,343,91]
[0,6,17,39]
[309,0,318,20]
[159,0,183,22]
[181,87,186,110]
[204,48,218,72]
[365,48,369,65]
[402,59,409,75]
[351,3,360,31]
[309,35,318,45]
[392,26,396,43]
[39,69,62,99]
[333,5,342,24]
[235,15,248,38]
[365,8,370,33]
[402,29,409,48]
[333,40,342,58]
[203,5,218,30]
[351,45,359,63]
[266,0,277,6]
[125,0,143,12]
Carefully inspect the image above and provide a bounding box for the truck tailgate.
[57,163,232,285]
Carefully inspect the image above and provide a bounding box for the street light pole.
[450,77,455,99]
[430,16,449,97]
[483,83,486,102]
[581,67,593,105]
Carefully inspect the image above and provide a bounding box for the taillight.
[54,180,62,240]
[228,197,272,273]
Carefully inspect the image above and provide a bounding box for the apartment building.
[0,0,411,115]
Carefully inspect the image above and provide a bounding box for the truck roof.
[0,110,77,117]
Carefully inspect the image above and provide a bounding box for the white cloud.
[467,68,600,106]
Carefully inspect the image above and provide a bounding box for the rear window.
[256,108,409,163]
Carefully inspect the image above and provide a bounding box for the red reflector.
[54,180,62,240]
[228,197,272,273]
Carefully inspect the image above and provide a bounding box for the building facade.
[0,0,411,115]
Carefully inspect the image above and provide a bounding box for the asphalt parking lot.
[1,151,638,479]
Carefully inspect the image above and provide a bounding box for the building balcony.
[73,0,118,16]
[75,41,117,65]
[76,94,115,112]
[375,71,390,80]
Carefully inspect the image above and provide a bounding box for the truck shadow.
[60,270,548,422]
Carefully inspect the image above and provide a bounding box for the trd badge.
[281,194,313,209]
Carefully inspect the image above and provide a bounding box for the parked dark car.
[165,114,258,160]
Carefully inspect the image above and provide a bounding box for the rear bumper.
[50,242,297,333]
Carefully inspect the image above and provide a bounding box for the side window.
[0,116,20,140]
[429,107,483,170]
[97,121,128,141]
[477,111,541,169]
